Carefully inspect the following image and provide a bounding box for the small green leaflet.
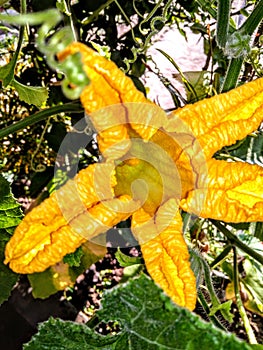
[0,48,48,107]
[24,274,256,350]
[0,175,22,305]
[12,80,49,108]
[0,68,49,107]
[63,246,84,267]
[115,248,142,267]
[0,57,16,86]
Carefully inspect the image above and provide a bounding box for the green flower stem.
[239,0,263,36]
[210,244,232,268]
[198,291,226,331]
[232,246,257,344]
[0,102,83,139]
[4,0,27,86]
[220,0,263,92]
[216,0,231,48]
[65,0,78,41]
[221,57,244,92]
[83,0,115,25]
[15,0,26,55]
[195,0,235,33]
[201,256,223,309]
[210,220,263,266]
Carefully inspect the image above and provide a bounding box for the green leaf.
[99,274,241,349]
[63,247,83,267]
[28,266,64,299]
[23,317,119,349]
[115,248,142,267]
[0,58,16,86]
[12,79,49,107]
[242,258,263,313]
[121,264,143,283]
[0,175,22,304]
[175,70,210,102]
[157,48,199,103]
[24,274,255,349]
[209,300,233,319]
[224,132,263,166]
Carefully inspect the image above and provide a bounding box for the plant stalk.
[221,57,244,92]
[0,103,83,139]
[198,291,226,331]
[239,0,263,36]
[232,246,257,344]
[211,220,263,266]
[216,0,231,48]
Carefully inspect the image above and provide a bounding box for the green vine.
[233,246,257,344]
[0,8,89,99]
[0,102,83,140]
[115,0,174,72]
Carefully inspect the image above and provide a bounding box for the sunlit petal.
[180,159,263,222]
[132,199,196,310]
[166,78,263,159]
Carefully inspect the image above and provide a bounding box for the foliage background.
[1,0,263,348]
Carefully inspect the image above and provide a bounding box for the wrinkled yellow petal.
[180,159,263,222]
[58,43,167,158]
[5,194,138,274]
[57,43,148,110]
[166,78,263,159]
[4,160,138,273]
[132,199,196,310]
[149,128,196,199]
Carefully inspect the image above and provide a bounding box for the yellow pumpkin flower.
[4,42,263,311]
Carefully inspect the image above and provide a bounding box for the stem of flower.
[221,57,244,92]
[239,0,263,36]
[198,291,227,331]
[232,246,257,344]
[211,220,263,266]
[216,0,231,48]
[210,244,232,268]
[0,102,83,139]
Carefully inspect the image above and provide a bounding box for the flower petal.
[58,43,167,158]
[4,162,138,273]
[180,159,263,222]
[166,78,263,159]
[131,198,196,310]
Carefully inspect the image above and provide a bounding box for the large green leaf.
[24,274,256,349]
[0,175,22,304]
[23,317,119,350]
